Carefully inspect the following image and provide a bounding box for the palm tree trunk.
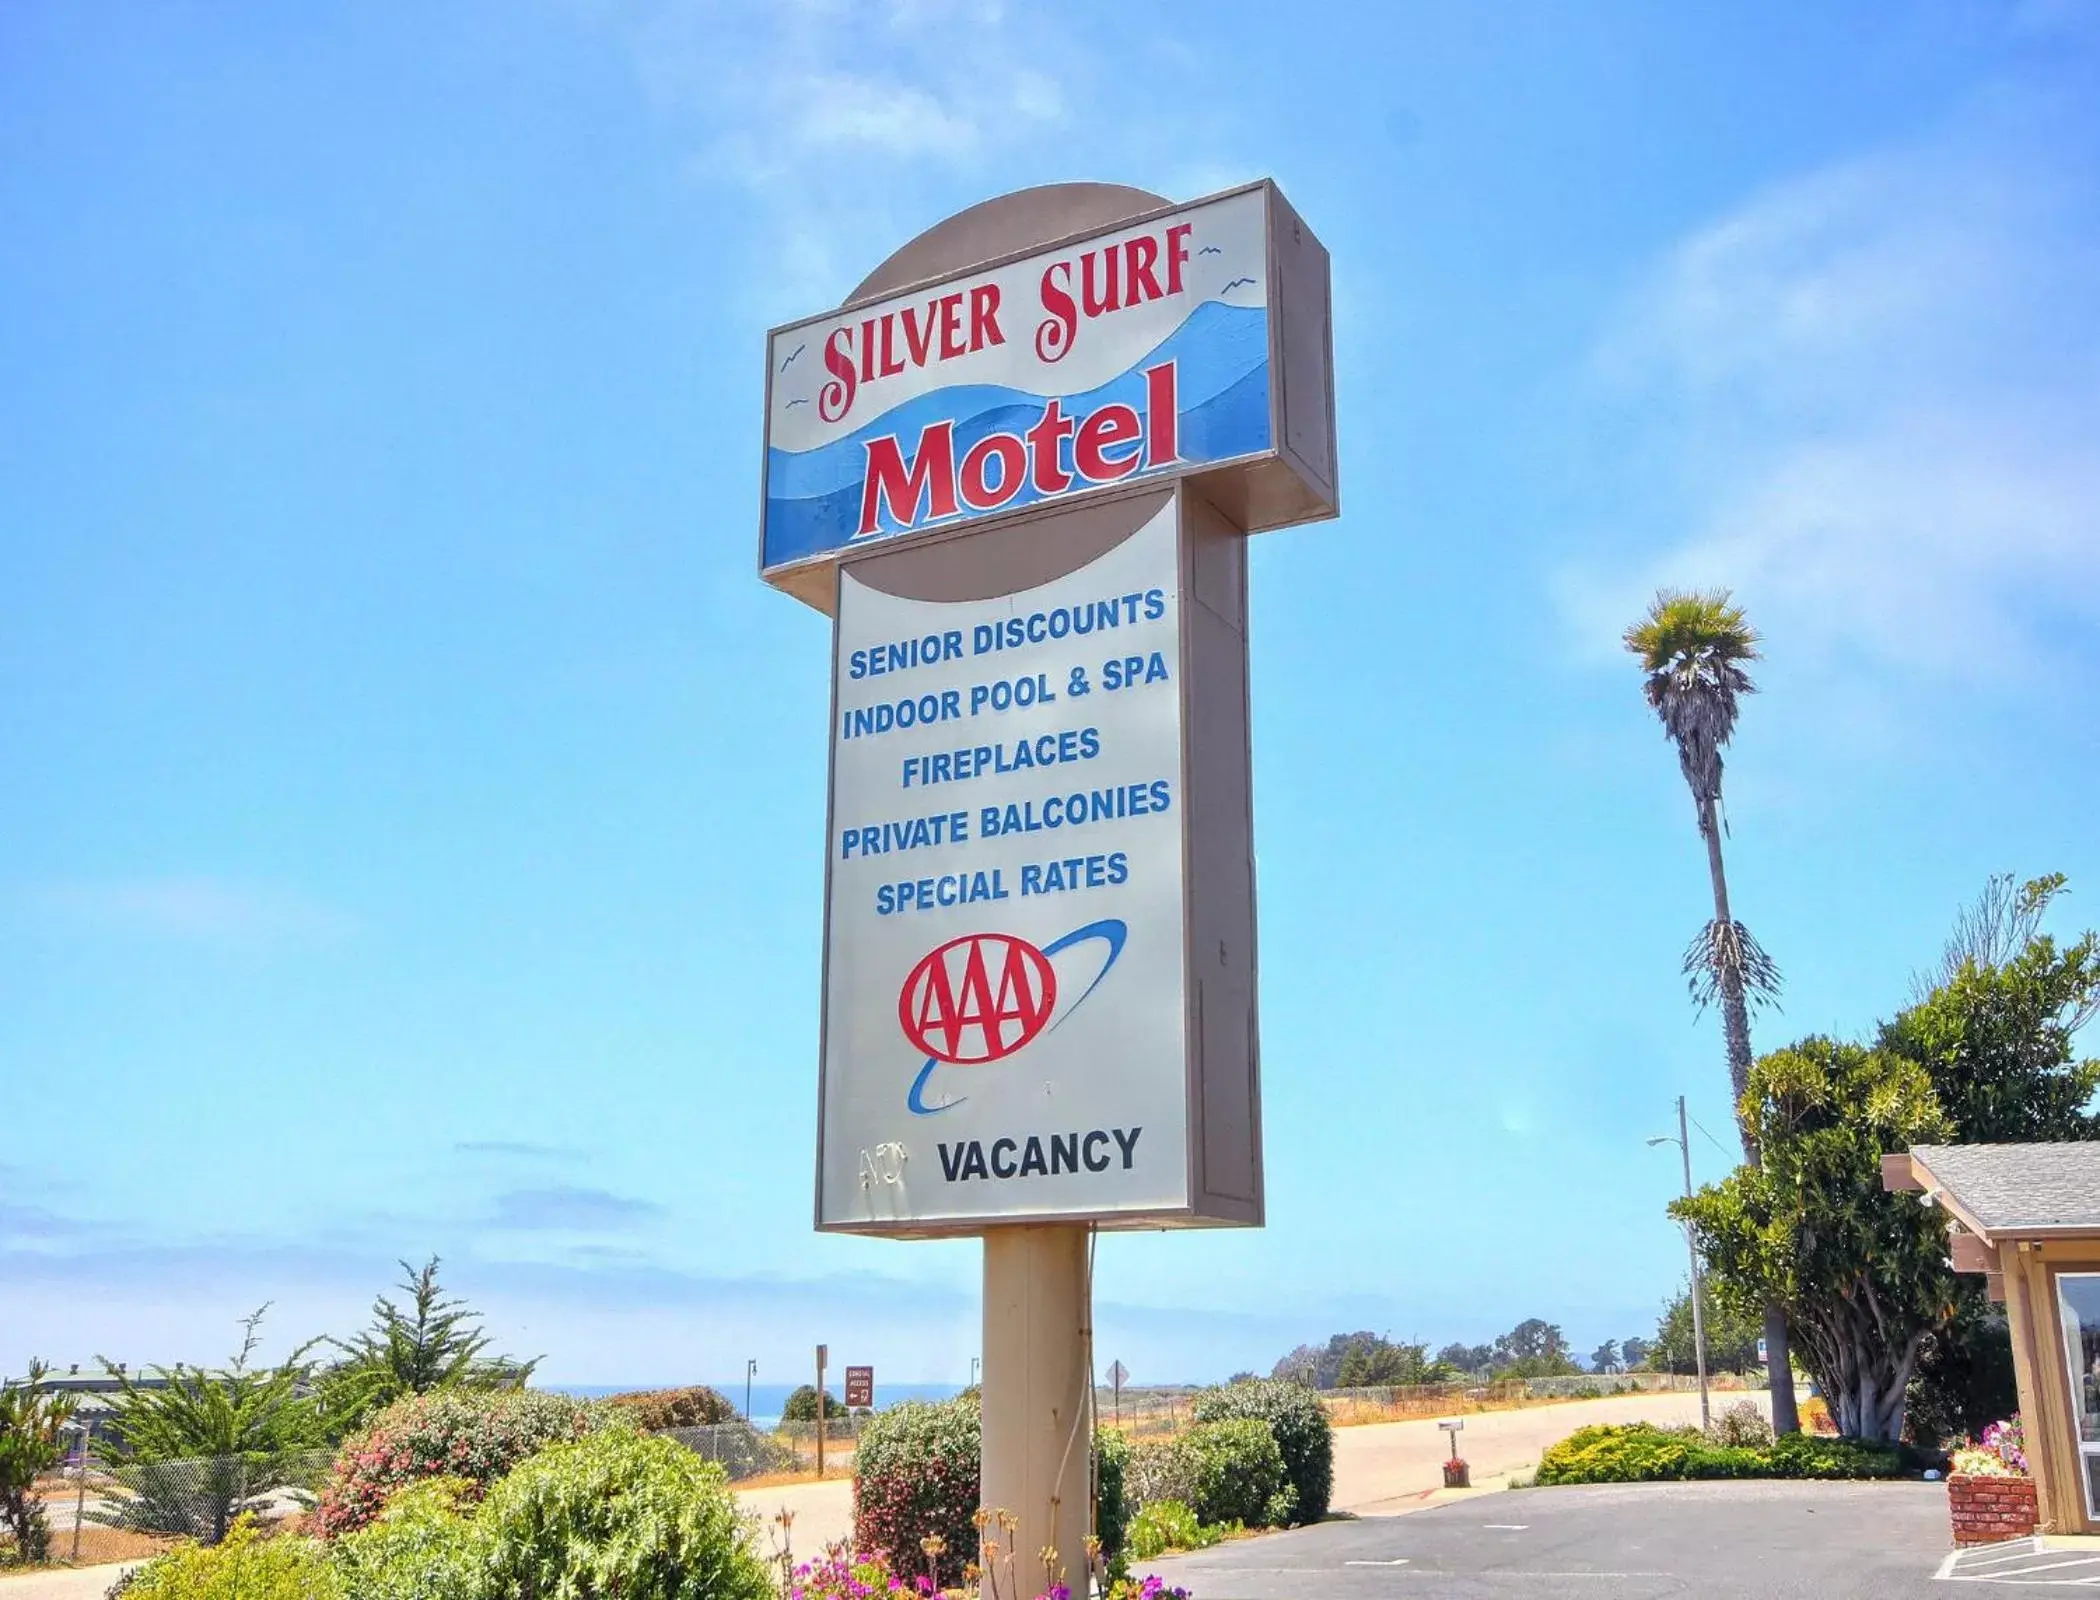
[1700,799,1800,1434]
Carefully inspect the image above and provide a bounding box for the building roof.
[1910,1143,2100,1238]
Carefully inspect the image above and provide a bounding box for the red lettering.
[1074,403,1142,482]
[938,292,966,360]
[1081,247,1121,317]
[968,284,1004,350]
[819,327,857,423]
[858,423,957,535]
[1125,235,1162,303]
[1144,362,1177,467]
[1036,263,1077,363]
[1026,399,1075,494]
[877,313,906,378]
[1165,223,1192,294]
[859,318,876,384]
[959,433,1027,511]
[902,302,936,368]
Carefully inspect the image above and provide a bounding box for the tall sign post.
[758,180,1337,1587]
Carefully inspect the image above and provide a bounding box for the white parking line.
[1936,1538,2100,1585]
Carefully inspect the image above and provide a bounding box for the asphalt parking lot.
[1146,1481,1996,1599]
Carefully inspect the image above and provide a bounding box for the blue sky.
[4,0,2098,1386]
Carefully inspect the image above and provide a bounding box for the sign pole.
[815,1342,828,1479]
[981,1224,1092,1597]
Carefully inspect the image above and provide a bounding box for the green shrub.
[1095,1425,1132,1563]
[317,1389,601,1537]
[476,1428,770,1600]
[120,1517,342,1599]
[1192,1378,1333,1522]
[1181,1419,1295,1528]
[1536,1424,1698,1484]
[1125,1436,1198,1512]
[1535,1422,1916,1486]
[328,1478,481,1600]
[781,1386,842,1422]
[1123,1501,1222,1561]
[603,1386,737,1431]
[851,1397,981,1567]
[1765,1432,1910,1480]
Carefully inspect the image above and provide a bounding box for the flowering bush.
[1953,1417,2030,1478]
[1126,1437,1199,1513]
[1107,1578,1193,1600]
[1704,1399,1775,1450]
[786,1543,926,1599]
[603,1385,737,1431]
[316,1389,601,1536]
[852,1397,981,1567]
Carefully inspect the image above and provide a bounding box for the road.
[729,1387,1777,1567]
[1149,1480,1957,1598]
[1331,1388,1771,1511]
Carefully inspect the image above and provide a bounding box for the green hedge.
[1181,1419,1296,1528]
[1192,1379,1333,1523]
[1535,1424,1916,1486]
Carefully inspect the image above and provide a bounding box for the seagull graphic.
[1221,275,1257,293]
[1198,244,1223,256]
[779,343,806,373]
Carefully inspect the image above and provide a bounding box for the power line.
[1687,1112,1736,1163]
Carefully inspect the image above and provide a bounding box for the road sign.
[1107,1360,1129,1386]
[845,1366,874,1408]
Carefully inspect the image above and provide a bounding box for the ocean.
[556,1379,966,1431]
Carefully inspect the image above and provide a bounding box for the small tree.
[1677,1038,1953,1441]
[320,1256,535,1438]
[1650,1282,1761,1374]
[95,1308,326,1544]
[1588,1341,1620,1375]
[780,1385,840,1422]
[1620,1337,1652,1371]
[0,1361,76,1566]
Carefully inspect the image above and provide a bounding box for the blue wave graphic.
[763,301,1272,568]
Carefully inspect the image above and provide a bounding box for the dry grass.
[5,1526,177,1571]
[735,1461,857,1490]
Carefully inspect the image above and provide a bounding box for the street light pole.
[1649,1096,1710,1432]
[745,1359,757,1422]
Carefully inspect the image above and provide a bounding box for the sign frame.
[811,482,1264,1238]
[757,179,1337,615]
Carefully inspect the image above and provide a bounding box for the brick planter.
[1949,1473,2039,1545]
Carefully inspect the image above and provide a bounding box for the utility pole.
[1649,1096,1710,1432]
[745,1359,757,1422]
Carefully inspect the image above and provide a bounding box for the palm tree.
[1625,588,1797,1432]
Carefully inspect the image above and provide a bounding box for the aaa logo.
[898,933,1058,1065]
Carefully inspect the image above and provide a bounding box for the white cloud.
[25,877,358,943]
[577,0,1103,318]
[794,74,976,155]
[1560,102,2100,695]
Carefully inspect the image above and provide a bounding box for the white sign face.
[763,188,1272,574]
[818,500,1191,1228]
